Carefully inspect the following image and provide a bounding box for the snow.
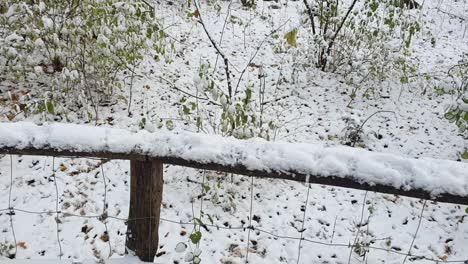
[41,16,53,30]
[3,255,146,264]
[1,0,468,263]
[1,121,467,198]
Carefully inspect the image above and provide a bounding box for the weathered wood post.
[126,160,164,262]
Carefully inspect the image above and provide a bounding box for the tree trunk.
[126,160,164,262]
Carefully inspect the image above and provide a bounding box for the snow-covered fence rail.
[0,122,468,262]
[1,122,467,204]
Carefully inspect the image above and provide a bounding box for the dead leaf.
[100,233,109,242]
[18,242,27,249]
[59,164,68,172]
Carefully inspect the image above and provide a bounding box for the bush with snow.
[445,58,468,137]
[298,0,422,101]
[0,0,169,121]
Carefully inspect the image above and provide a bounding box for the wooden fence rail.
[1,122,467,262]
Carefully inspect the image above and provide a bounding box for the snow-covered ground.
[0,0,467,263]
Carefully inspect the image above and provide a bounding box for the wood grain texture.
[126,160,163,262]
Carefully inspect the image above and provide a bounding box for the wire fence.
[0,154,467,263]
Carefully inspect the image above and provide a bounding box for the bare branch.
[194,0,233,100]
[302,0,317,35]
[322,0,358,71]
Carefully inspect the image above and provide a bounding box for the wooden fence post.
[126,160,164,262]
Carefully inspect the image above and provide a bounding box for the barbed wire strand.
[245,176,254,263]
[100,161,113,259]
[52,157,63,259]
[8,155,18,258]
[296,183,311,264]
[403,200,428,264]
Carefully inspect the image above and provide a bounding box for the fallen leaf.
[100,233,109,242]
[59,164,68,172]
[18,242,27,249]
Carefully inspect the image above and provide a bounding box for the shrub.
[300,0,422,101]
[178,62,276,140]
[445,59,468,135]
[0,0,168,121]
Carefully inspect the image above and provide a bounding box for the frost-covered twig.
[194,0,233,100]
[347,191,368,263]
[302,0,317,35]
[234,20,290,95]
[436,8,467,21]
[322,0,358,71]
[402,200,427,264]
[351,110,397,147]
[213,0,233,72]
[157,76,214,103]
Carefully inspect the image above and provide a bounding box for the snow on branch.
[0,122,467,204]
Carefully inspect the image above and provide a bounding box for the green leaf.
[400,76,408,84]
[139,117,146,129]
[244,88,252,105]
[444,111,455,121]
[183,105,190,115]
[203,184,210,193]
[189,231,202,244]
[46,101,55,114]
[465,207,468,214]
[284,28,298,47]
[146,27,153,38]
[461,150,468,160]
[166,120,174,130]
[197,116,202,128]
[37,103,46,113]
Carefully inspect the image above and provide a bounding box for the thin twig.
[234,20,290,95]
[403,200,428,264]
[348,191,368,264]
[303,0,317,35]
[100,163,113,258]
[322,0,358,70]
[245,176,254,263]
[8,155,17,258]
[52,157,63,259]
[296,184,311,264]
[351,110,397,147]
[214,0,233,72]
[194,0,233,100]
